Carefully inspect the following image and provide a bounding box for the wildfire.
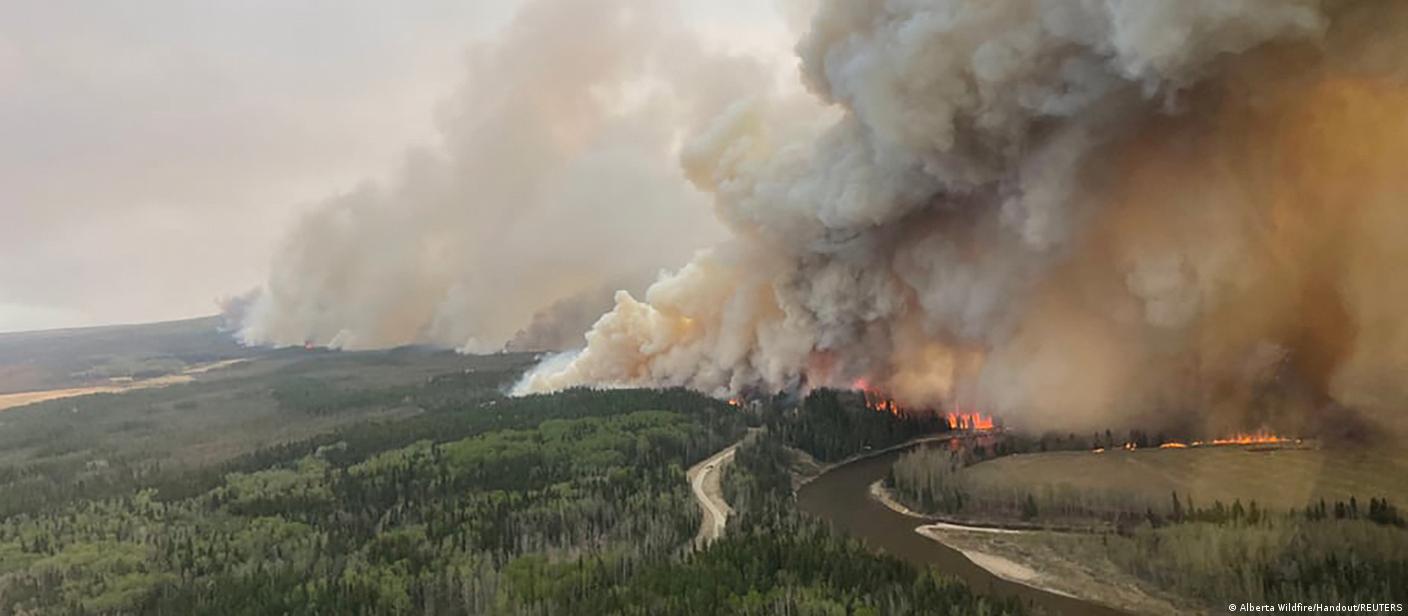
[1101,430,1298,453]
[1208,430,1294,446]
[726,398,742,408]
[854,379,902,415]
[945,412,995,431]
[861,390,902,415]
[852,380,996,430]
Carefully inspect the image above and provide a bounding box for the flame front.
[861,390,902,416]
[1207,430,1294,446]
[855,382,995,429]
[1103,430,1299,453]
[944,412,995,431]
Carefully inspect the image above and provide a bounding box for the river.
[795,446,1125,616]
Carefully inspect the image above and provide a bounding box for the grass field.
[0,316,260,395]
[891,439,1408,612]
[957,444,1408,515]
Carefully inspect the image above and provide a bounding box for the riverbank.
[795,445,1126,615]
[868,481,1071,595]
[791,433,960,490]
[870,479,1186,615]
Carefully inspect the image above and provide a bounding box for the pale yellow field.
[0,360,246,412]
[0,375,191,412]
[959,444,1408,512]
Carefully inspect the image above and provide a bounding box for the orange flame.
[855,381,903,416]
[1208,430,1293,446]
[1102,430,1298,453]
[852,381,996,429]
[861,390,902,415]
[944,412,995,431]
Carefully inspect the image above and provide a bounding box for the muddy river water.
[796,446,1125,616]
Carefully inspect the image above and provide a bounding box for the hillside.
[0,316,259,395]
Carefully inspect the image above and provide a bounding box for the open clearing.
[0,346,536,488]
[0,360,248,412]
[886,442,1408,614]
[959,444,1408,511]
[0,316,258,395]
[0,377,192,412]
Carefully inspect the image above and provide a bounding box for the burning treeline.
[858,383,995,431]
[517,0,1408,441]
[856,380,1290,448]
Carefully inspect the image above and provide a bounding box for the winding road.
[687,438,743,548]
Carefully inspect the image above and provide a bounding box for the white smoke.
[238,0,784,352]
[521,0,1408,437]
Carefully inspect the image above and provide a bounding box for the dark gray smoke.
[521,0,1408,439]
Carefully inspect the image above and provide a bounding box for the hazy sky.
[0,0,800,333]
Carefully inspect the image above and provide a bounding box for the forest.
[0,382,746,614]
[757,389,947,463]
[0,348,1016,615]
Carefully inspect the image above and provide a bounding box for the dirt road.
[687,439,743,548]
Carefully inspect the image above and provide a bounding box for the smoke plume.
[504,277,647,353]
[520,0,1408,438]
[238,0,777,352]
